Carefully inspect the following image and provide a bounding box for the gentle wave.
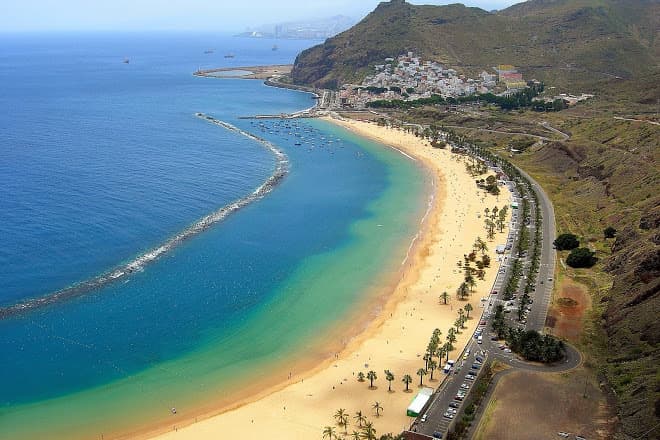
[0,114,289,320]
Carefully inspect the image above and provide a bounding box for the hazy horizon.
[3,0,524,33]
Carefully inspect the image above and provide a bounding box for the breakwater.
[0,115,289,320]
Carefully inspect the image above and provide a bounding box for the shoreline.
[144,117,510,439]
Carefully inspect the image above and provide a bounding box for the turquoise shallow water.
[0,34,429,439]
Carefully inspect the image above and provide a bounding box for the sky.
[1,0,524,32]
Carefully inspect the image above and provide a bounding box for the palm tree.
[372,401,383,417]
[334,408,346,425]
[475,237,488,255]
[351,431,361,440]
[357,371,365,382]
[446,331,456,352]
[402,374,413,392]
[465,273,476,292]
[366,370,377,389]
[436,346,446,364]
[416,368,427,387]
[457,282,469,300]
[428,359,437,381]
[323,426,337,440]
[385,370,395,392]
[485,219,496,240]
[361,422,377,440]
[440,291,450,305]
[353,411,366,428]
[464,303,473,318]
[454,318,462,333]
[335,408,349,433]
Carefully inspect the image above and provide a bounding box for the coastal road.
[412,162,563,439]
[515,166,557,333]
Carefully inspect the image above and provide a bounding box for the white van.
[477,335,483,344]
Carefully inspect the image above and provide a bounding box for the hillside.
[511,114,660,440]
[291,0,659,91]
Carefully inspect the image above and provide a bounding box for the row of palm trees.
[323,407,393,440]
[455,237,493,300]
[484,205,509,240]
[356,369,422,392]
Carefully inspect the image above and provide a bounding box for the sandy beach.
[150,117,510,440]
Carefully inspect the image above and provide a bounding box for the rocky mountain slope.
[291,0,659,91]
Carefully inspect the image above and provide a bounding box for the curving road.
[410,155,573,440]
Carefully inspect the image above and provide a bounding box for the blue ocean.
[0,33,428,439]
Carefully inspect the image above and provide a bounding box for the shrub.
[604,226,617,239]
[566,247,597,268]
[554,233,580,250]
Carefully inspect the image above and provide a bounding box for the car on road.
[433,432,442,439]
[421,414,428,423]
[480,320,486,325]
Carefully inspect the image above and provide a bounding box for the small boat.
[204,49,214,54]
[272,45,278,51]
[224,53,235,58]
[122,58,130,64]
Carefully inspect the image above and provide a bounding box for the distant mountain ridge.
[291,0,659,90]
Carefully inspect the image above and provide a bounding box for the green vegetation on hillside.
[292,0,659,91]
[366,83,568,111]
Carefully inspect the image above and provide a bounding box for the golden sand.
[150,117,510,439]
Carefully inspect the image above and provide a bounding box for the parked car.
[461,383,470,389]
[449,402,460,409]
